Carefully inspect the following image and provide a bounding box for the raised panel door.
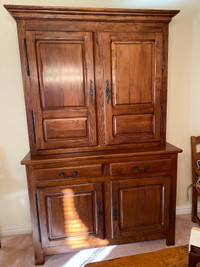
[103,32,163,145]
[111,177,170,240]
[25,31,97,151]
[37,182,105,248]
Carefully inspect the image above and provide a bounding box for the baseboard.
[176,206,192,215]
[0,225,32,236]
[176,206,200,215]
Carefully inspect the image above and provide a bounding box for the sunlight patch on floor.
[91,245,116,263]
[62,245,116,267]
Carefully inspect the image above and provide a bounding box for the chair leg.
[192,172,199,223]
[189,251,200,267]
[192,186,198,222]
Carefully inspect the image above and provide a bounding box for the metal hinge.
[90,80,94,104]
[113,200,117,221]
[24,39,30,76]
[35,194,41,243]
[162,39,165,74]
[161,105,163,136]
[169,180,172,226]
[106,80,110,104]
[31,111,36,144]
[98,202,102,224]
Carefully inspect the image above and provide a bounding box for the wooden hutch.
[5,5,181,264]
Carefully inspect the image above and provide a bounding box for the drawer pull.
[60,171,78,179]
[133,165,150,173]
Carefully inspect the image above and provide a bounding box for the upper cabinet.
[103,32,163,145]
[25,31,97,151]
[5,5,179,155]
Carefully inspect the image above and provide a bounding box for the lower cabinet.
[37,182,104,249]
[36,176,171,250]
[23,147,181,264]
[111,177,170,240]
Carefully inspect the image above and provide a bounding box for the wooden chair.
[191,136,200,224]
[188,227,200,267]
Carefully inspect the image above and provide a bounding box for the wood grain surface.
[4,5,181,265]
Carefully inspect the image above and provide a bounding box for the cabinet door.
[37,182,104,248]
[111,177,170,240]
[103,32,163,145]
[26,31,97,151]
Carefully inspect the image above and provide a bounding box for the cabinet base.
[34,235,175,265]
[23,144,181,265]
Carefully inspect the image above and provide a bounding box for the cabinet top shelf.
[21,143,182,165]
[4,5,180,23]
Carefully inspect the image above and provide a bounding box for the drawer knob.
[133,165,150,173]
[73,171,78,176]
[60,171,78,179]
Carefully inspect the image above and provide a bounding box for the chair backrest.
[191,136,200,166]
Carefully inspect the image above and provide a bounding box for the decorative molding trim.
[4,5,180,22]
[0,225,32,236]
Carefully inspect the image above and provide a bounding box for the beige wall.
[0,0,200,233]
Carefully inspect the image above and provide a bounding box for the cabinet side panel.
[17,21,37,155]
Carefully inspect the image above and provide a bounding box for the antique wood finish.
[22,146,181,263]
[5,5,179,155]
[25,30,97,151]
[37,182,104,248]
[111,177,170,239]
[103,32,162,145]
[25,165,44,265]
[35,164,103,181]
[21,143,182,165]
[5,5,181,265]
[5,5,179,22]
[110,158,172,176]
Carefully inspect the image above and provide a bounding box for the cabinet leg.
[26,167,45,265]
[166,237,175,246]
[191,216,197,223]
[166,228,175,246]
[34,250,45,265]
[188,252,200,267]
[32,232,45,265]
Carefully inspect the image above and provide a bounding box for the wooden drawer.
[110,158,171,176]
[35,164,103,181]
